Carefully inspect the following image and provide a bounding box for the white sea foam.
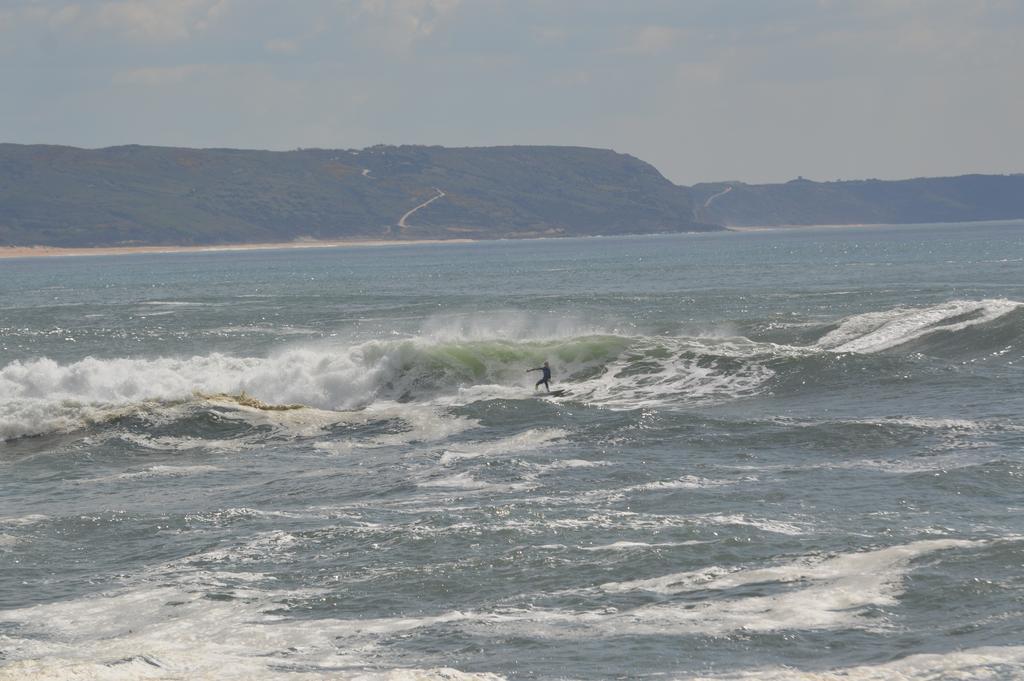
[416,471,535,494]
[568,475,751,505]
[349,670,506,681]
[580,540,708,552]
[627,475,746,492]
[602,538,975,593]
[366,404,478,445]
[281,541,981,641]
[0,345,484,442]
[877,416,987,431]
[0,513,50,527]
[590,539,981,635]
[181,529,301,565]
[417,472,492,490]
[9,601,1018,681]
[691,645,1024,680]
[439,428,568,464]
[832,450,1001,474]
[572,338,779,410]
[117,431,248,454]
[0,398,139,442]
[698,514,807,536]
[425,429,593,497]
[213,324,320,336]
[309,403,478,454]
[112,464,222,481]
[531,458,603,474]
[0,579,373,681]
[0,344,462,439]
[816,298,1022,354]
[0,321,783,440]
[0,538,984,679]
[224,405,375,439]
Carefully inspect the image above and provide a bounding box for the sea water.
[1,221,1023,680]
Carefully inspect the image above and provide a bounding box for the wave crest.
[3,298,1018,440]
[816,298,1022,354]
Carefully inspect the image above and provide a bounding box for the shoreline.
[0,237,478,260]
[2,218,1021,259]
[726,222,906,232]
[726,217,1024,232]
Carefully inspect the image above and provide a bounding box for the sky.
[1,0,1023,186]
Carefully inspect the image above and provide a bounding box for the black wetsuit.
[530,366,552,392]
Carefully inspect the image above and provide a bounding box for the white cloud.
[193,0,229,31]
[0,0,233,42]
[1,2,81,31]
[807,5,1022,78]
[95,0,231,42]
[51,3,82,26]
[354,0,462,51]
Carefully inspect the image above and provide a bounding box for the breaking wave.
[2,299,1020,440]
[815,298,1022,354]
[0,335,769,440]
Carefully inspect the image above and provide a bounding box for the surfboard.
[545,389,570,397]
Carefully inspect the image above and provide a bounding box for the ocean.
[2,221,1023,680]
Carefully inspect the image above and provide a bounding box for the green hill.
[0,144,715,247]
[3,143,1022,248]
[693,175,1024,227]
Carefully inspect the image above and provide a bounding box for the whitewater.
[1,220,1023,680]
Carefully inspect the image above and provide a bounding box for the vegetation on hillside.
[0,144,714,247]
[692,175,1024,227]
[2,143,1021,248]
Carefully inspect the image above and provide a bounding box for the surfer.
[528,361,552,392]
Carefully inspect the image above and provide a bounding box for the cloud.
[1,2,81,32]
[194,0,230,31]
[31,0,226,42]
[0,0,233,42]
[673,61,722,86]
[354,0,462,51]
[38,3,83,27]
[112,64,209,85]
[804,2,1023,78]
[94,0,231,42]
[531,25,568,44]
[547,68,591,88]
[619,25,687,54]
[265,38,300,54]
[2,0,1020,185]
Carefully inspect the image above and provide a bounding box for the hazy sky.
[2,0,1022,185]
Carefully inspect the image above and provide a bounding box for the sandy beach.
[0,238,477,260]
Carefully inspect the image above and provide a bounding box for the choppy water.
[2,221,1024,680]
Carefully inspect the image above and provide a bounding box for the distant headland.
[1,143,1022,250]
